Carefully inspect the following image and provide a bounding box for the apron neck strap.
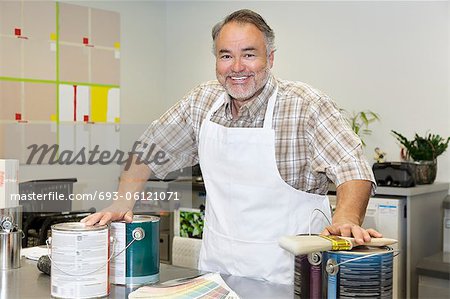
[263,87,278,129]
[205,94,225,121]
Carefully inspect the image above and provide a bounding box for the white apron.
[198,88,331,285]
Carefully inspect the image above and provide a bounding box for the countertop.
[416,252,450,280]
[0,258,294,299]
[328,181,450,197]
[375,182,450,197]
[170,179,450,198]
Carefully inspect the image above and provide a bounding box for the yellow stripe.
[320,235,352,250]
[91,86,110,122]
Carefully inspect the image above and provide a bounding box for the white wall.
[18,1,450,207]
[163,1,450,186]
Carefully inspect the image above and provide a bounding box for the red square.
[83,37,89,45]
[14,28,21,36]
[15,113,22,120]
[83,115,89,122]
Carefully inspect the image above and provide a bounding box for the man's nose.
[231,58,244,72]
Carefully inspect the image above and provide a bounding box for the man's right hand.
[81,202,134,226]
[81,154,151,226]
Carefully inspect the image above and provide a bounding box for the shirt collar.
[224,74,276,120]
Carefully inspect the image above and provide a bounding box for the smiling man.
[82,9,379,284]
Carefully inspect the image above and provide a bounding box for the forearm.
[81,154,152,225]
[333,180,372,226]
[116,154,152,209]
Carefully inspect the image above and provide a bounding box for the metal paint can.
[50,222,110,299]
[0,230,22,269]
[325,247,394,299]
[110,215,160,285]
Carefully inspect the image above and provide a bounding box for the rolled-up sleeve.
[132,92,199,179]
[310,98,376,194]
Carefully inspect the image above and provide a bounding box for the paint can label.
[110,215,160,286]
[50,224,109,298]
[110,222,127,285]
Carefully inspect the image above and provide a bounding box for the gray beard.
[220,67,271,102]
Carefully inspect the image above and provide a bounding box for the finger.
[350,226,365,244]
[321,227,331,236]
[323,224,342,236]
[340,225,353,238]
[124,210,134,223]
[98,213,113,226]
[366,228,383,238]
[361,228,372,243]
[83,213,104,226]
[80,215,91,223]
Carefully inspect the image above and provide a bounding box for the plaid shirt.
[135,75,375,195]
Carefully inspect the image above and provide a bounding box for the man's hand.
[321,223,382,245]
[325,180,382,245]
[81,202,134,226]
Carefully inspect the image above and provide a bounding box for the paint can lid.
[51,222,108,231]
[331,246,393,255]
[132,214,160,223]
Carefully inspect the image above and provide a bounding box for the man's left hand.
[321,223,382,245]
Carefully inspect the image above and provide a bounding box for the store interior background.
[18,0,449,212]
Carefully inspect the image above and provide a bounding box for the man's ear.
[268,50,275,68]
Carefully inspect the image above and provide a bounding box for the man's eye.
[244,54,255,58]
[220,55,231,59]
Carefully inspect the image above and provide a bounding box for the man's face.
[215,21,274,102]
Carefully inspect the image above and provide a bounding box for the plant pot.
[411,160,437,184]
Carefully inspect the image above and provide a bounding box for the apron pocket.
[232,238,294,285]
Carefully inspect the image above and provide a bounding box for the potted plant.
[342,110,380,146]
[391,130,450,184]
[179,209,204,239]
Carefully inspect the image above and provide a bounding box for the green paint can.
[110,215,160,285]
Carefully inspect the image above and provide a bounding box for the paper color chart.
[128,273,240,299]
[0,1,120,161]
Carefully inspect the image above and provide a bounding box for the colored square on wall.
[0,81,22,121]
[23,1,55,40]
[24,82,56,121]
[23,39,56,80]
[0,1,21,36]
[59,2,89,44]
[91,48,120,85]
[0,36,22,78]
[75,86,90,122]
[58,84,74,122]
[91,8,120,47]
[90,86,110,123]
[107,88,120,123]
[59,44,89,83]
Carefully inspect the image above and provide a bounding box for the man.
[83,9,380,284]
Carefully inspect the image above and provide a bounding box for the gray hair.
[211,9,275,57]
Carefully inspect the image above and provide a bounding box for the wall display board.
[0,1,120,162]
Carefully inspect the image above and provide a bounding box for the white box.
[443,197,450,253]
[0,159,19,209]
